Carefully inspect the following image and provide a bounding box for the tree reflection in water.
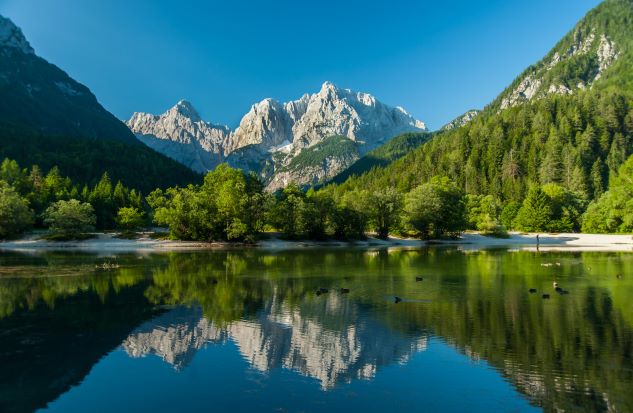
[0,248,631,412]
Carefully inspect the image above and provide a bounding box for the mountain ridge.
[127,81,426,189]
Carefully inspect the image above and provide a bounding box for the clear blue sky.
[0,0,601,129]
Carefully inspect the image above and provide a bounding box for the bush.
[42,199,96,239]
[404,177,466,239]
[116,207,145,232]
[0,180,34,239]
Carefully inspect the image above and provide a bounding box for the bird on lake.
[542,294,551,299]
[340,288,350,294]
[529,288,537,293]
[553,281,559,288]
[416,276,424,282]
[394,296,402,303]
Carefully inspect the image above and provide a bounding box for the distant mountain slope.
[441,110,480,131]
[0,15,200,191]
[0,16,135,142]
[327,132,431,185]
[325,0,633,203]
[128,82,426,190]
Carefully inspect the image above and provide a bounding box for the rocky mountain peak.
[0,15,34,55]
[172,99,201,121]
[128,82,426,189]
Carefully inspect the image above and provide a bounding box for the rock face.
[127,82,426,188]
[498,30,619,110]
[127,100,231,172]
[122,293,428,389]
[0,15,34,55]
[0,14,138,143]
[441,109,480,131]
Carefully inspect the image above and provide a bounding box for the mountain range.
[127,82,426,190]
[1,0,632,199]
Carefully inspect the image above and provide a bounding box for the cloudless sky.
[0,0,602,129]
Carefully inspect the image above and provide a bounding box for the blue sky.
[0,0,601,129]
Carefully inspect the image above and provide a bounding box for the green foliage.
[582,154,633,233]
[541,183,585,232]
[466,194,507,237]
[365,187,402,239]
[269,184,308,239]
[0,127,201,194]
[331,192,368,240]
[513,187,554,232]
[303,189,335,240]
[404,177,466,239]
[513,184,584,232]
[42,199,96,239]
[0,180,34,239]
[148,164,266,242]
[115,207,145,232]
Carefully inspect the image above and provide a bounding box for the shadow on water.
[0,248,632,412]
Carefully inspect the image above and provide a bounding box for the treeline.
[0,158,144,239]
[0,125,201,193]
[2,112,633,241]
[0,92,633,242]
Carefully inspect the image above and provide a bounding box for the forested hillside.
[321,0,633,234]
[0,15,200,193]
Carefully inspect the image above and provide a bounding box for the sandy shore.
[0,231,632,253]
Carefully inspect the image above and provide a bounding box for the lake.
[0,247,631,412]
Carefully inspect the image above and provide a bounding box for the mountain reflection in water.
[0,248,631,413]
[123,298,428,389]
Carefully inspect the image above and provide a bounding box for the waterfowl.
[553,282,559,288]
[529,288,537,293]
[340,288,350,294]
[394,296,402,303]
[415,276,424,282]
[319,287,329,294]
[542,294,551,299]
[558,289,570,295]
[555,286,563,293]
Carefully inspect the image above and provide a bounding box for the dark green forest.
[0,124,200,193]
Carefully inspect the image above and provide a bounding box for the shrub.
[43,199,96,239]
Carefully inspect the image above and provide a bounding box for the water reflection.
[124,299,428,389]
[0,248,631,412]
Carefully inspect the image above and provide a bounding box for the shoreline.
[0,232,632,253]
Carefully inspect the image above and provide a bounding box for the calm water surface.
[0,247,632,412]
